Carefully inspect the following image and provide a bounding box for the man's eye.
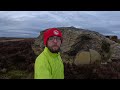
[49,37,61,41]
[49,38,53,40]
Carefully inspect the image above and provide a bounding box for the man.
[34,28,64,79]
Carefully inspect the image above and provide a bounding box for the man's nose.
[53,38,57,43]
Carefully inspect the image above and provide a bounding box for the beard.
[47,45,60,53]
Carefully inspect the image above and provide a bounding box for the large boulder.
[33,27,120,65]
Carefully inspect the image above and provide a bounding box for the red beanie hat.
[43,28,63,46]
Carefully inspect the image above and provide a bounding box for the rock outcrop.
[33,26,120,65]
[105,35,118,42]
[32,26,120,79]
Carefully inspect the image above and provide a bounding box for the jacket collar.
[44,47,60,57]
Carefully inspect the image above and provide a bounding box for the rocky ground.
[64,61,120,79]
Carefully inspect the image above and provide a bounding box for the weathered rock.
[111,43,120,60]
[33,26,117,65]
[105,35,118,42]
[89,49,101,63]
[74,51,90,65]
[0,68,7,73]
[74,49,101,65]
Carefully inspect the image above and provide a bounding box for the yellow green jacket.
[34,47,64,79]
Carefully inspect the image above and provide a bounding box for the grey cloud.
[0,11,120,38]
[88,27,113,34]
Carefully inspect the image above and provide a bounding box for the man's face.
[47,36,62,53]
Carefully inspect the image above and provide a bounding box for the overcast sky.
[0,11,120,38]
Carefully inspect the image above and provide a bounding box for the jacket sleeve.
[34,55,52,79]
